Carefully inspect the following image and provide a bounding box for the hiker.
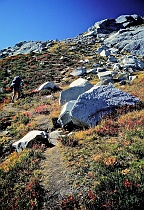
[10,76,23,102]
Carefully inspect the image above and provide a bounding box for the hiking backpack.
[11,76,22,88]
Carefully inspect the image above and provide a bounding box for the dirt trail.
[40,145,74,210]
[1,101,74,209]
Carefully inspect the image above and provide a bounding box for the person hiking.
[10,76,23,102]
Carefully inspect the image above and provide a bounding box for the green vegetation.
[61,106,144,209]
[0,146,44,210]
[0,42,144,209]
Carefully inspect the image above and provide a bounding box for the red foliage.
[29,65,37,69]
[124,179,132,188]
[34,105,49,114]
[25,111,33,117]
[87,189,97,201]
[96,119,119,136]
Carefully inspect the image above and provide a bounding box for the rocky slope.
[0,14,144,58]
[0,14,144,210]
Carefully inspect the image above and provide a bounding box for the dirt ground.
[40,145,74,209]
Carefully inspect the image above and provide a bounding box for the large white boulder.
[59,78,93,105]
[37,81,59,91]
[12,130,48,152]
[57,100,76,128]
[69,84,139,127]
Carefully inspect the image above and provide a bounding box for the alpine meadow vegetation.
[0,39,144,210]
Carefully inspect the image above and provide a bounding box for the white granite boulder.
[70,84,139,127]
[97,71,113,81]
[57,100,76,128]
[37,81,60,91]
[119,56,144,69]
[70,67,86,76]
[12,130,48,152]
[48,130,62,146]
[59,78,93,105]
[100,49,110,57]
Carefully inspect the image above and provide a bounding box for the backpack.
[11,76,22,88]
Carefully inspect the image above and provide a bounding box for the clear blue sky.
[0,0,144,50]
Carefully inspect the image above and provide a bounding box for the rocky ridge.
[0,14,144,58]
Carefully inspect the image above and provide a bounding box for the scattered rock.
[97,71,113,81]
[119,55,144,69]
[48,130,62,146]
[12,130,48,152]
[104,26,144,56]
[97,67,107,72]
[70,67,86,76]
[37,81,60,91]
[100,49,110,57]
[86,68,97,74]
[108,56,117,63]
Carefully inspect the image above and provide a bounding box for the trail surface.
[40,145,74,209]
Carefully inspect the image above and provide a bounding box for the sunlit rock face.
[12,130,48,152]
[70,84,139,127]
[59,78,93,105]
[58,84,140,129]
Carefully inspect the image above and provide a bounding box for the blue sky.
[0,0,144,50]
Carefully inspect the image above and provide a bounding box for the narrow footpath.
[40,145,74,210]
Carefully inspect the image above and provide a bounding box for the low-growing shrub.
[84,170,144,210]
[60,135,78,147]
[58,195,81,210]
[0,145,45,210]
[34,104,49,115]
[96,118,119,136]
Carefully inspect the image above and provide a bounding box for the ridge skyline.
[0,0,144,50]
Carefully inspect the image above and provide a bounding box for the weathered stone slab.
[70,84,139,127]
[70,67,86,76]
[58,101,76,128]
[37,81,59,91]
[59,78,93,105]
[12,130,48,152]
[97,71,113,81]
